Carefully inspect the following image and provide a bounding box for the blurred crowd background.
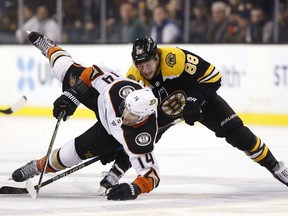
[0,0,287,44]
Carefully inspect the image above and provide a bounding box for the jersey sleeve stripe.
[198,67,221,83]
[79,67,93,87]
[199,71,221,83]
[197,64,215,82]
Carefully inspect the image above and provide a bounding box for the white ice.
[0,116,288,216]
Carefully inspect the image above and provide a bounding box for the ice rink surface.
[0,116,288,216]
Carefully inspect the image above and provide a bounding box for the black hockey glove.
[107,183,141,201]
[53,88,80,121]
[53,78,89,121]
[182,95,205,126]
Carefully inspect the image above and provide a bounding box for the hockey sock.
[245,137,278,171]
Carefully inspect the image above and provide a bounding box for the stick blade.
[26,180,37,200]
[0,96,27,114]
[0,186,28,194]
[11,96,27,113]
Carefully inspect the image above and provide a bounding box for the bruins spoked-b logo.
[119,85,135,99]
[165,52,176,67]
[135,132,152,146]
[160,90,186,117]
[127,74,136,81]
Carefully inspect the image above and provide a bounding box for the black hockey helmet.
[132,36,157,64]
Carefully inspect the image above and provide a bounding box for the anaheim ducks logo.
[69,73,77,87]
[160,90,186,117]
[135,132,152,146]
[119,85,135,99]
[165,52,176,67]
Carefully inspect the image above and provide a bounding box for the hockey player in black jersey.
[11,32,160,201]
[97,36,288,193]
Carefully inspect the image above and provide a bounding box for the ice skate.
[271,161,288,186]
[96,171,119,196]
[27,31,55,56]
[11,160,40,182]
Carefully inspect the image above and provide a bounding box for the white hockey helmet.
[125,88,158,117]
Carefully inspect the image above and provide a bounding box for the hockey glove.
[182,95,205,126]
[53,88,80,121]
[107,183,141,201]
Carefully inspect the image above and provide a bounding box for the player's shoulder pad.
[126,65,139,80]
[158,47,186,77]
[122,114,157,154]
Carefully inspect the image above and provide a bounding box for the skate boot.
[271,161,288,186]
[27,31,55,56]
[11,160,40,182]
[96,171,120,196]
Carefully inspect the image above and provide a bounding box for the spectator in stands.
[228,0,244,14]
[150,5,182,43]
[236,11,250,42]
[276,3,288,43]
[0,2,17,43]
[189,1,210,43]
[165,0,184,30]
[23,5,33,22]
[105,0,125,42]
[15,5,61,43]
[107,2,149,43]
[207,1,230,43]
[0,8,14,33]
[137,0,151,29]
[245,6,273,43]
[63,19,83,44]
[222,10,250,43]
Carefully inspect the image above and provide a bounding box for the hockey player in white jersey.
[11,31,159,200]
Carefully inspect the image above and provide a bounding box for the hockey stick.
[27,147,123,199]
[0,156,101,194]
[32,111,65,199]
[0,96,27,114]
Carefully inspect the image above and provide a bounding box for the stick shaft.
[35,112,64,197]
[40,156,100,188]
[0,156,100,194]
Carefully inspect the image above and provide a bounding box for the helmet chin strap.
[111,114,146,127]
[135,116,146,124]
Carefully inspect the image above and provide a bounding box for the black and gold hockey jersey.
[127,47,221,129]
